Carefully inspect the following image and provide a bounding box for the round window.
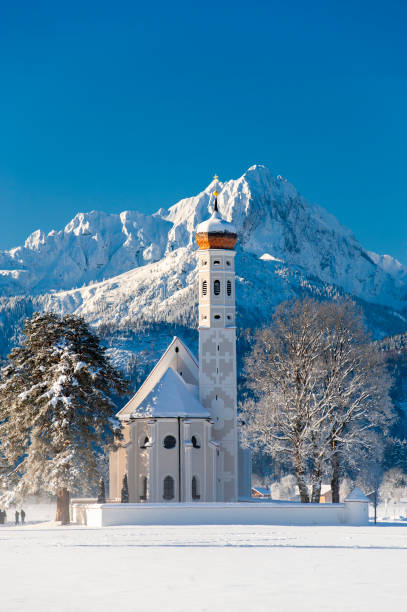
[163,435,177,449]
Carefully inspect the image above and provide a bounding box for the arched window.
[202,280,207,296]
[214,280,221,295]
[163,435,177,449]
[140,476,148,501]
[191,435,200,449]
[214,260,220,265]
[192,476,200,500]
[140,436,149,449]
[163,475,175,500]
[227,280,232,296]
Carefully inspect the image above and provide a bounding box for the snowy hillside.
[0,164,406,368]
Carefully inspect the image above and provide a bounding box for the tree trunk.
[330,444,340,503]
[311,463,322,503]
[374,489,377,525]
[56,488,70,524]
[294,456,310,503]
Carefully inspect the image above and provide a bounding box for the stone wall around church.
[73,498,370,527]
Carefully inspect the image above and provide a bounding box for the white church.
[109,181,252,504]
[73,179,369,526]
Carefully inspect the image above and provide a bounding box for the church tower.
[195,176,238,502]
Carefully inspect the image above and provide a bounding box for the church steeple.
[195,174,238,502]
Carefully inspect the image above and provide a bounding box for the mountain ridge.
[0,164,406,368]
[1,165,406,307]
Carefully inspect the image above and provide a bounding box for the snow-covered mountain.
[2,165,407,304]
[0,209,172,295]
[1,165,407,367]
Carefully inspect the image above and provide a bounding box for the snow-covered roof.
[196,210,237,235]
[130,366,210,419]
[345,487,369,502]
[117,336,199,419]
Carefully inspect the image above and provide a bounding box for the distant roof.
[345,487,370,502]
[130,366,210,419]
[252,487,270,496]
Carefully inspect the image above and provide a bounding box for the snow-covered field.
[1,503,406,611]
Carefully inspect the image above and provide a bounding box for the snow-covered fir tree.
[0,312,128,523]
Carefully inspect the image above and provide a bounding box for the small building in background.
[251,486,271,498]
[288,483,333,502]
[319,486,333,503]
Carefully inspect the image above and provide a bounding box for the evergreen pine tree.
[121,473,129,503]
[0,312,128,523]
[97,478,106,504]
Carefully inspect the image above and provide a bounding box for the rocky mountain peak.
[0,165,405,314]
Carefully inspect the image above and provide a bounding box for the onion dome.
[195,175,237,250]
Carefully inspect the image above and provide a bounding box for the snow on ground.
[1,504,406,611]
[2,500,56,525]
[373,502,407,522]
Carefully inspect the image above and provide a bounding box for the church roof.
[195,179,237,251]
[196,210,237,235]
[195,208,237,251]
[116,336,199,420]
[129,366,210,419]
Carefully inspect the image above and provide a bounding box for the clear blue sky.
[1,1,406,262]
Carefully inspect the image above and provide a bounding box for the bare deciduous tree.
[242,299,393,502]
[310,301,392,501]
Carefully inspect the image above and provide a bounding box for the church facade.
[109,183,251,503]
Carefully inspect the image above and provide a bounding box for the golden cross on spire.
[213,173,219,198]
[212,173,219,211]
